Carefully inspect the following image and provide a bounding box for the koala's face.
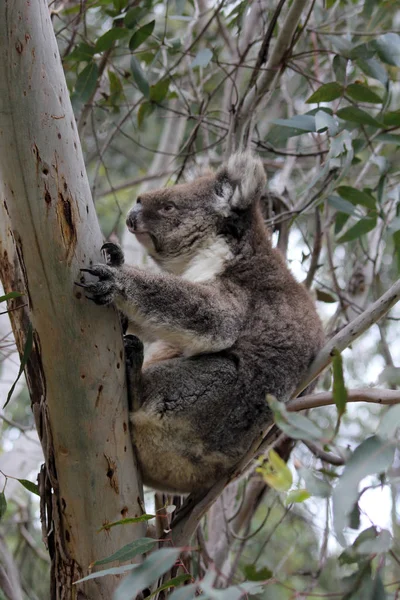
[126,175,223,268]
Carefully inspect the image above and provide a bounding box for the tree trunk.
[0,1,144,598]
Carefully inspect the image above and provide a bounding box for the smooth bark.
[0,1,144,597]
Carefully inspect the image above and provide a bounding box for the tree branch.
[236,0,310,145]
[288,388,400,412]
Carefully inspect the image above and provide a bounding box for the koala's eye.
[159,203,175,214]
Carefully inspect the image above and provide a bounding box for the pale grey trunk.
[0,1,144,598]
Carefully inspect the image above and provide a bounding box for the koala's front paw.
[101,242,125,267]
[76,264,120,306]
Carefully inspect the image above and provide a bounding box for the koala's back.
[132,244,324,493]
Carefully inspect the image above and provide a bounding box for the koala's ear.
[214,152,267,213]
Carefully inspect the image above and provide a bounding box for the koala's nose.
[126,201,142,230]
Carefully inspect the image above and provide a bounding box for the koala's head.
[126,152,266,271]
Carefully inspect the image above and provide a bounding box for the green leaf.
[374,33,400,67]
[376,133,400,146]
[337,215,377,243]
[148,575,193,598]
[346,83,382,104]
[328,195,357,215]
[137,101,155,127]
[74,62,99,104]
[256,449,293,492]
[124,7,146,28]
[306,82,343,103]
[332,435,395,545]
[285,489,311,504]
[0,492,7,521]
[335,212,350,234]
[272,115,316,132]
[64,43,96,63]
[95,28,128,52]
[149,78,170,103]
[130,56,150,98]
[349,42,377,61]
[4,323,33,409]
[382,111,400,127]
[191,48,213,68]
[357,58,388,85]
[129,21,155,51]
[297,467,332,498]
[0,291,22,303]
[336,107,381,128]
[268,396,325,441]
[333,55,347,82]
[243,564,273,582]
[98,514,155,532]
[331,348,347,417]
[114,548,181,600]
[74,563,137,584]
[336,186,375,209]
[93,537,156,566]
[18,479,39,496]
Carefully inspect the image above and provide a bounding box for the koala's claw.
[101,242,124,267]
[77,264,119,305]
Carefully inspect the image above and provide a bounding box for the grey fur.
[81,152,324,493]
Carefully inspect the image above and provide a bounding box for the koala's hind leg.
[124,334,144,412]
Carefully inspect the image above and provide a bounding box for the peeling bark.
[0,1,144,597]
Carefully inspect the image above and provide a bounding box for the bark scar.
[104,454,119,494]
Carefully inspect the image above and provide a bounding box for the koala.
[78,152,324,494]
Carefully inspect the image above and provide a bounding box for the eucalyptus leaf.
[74,62,99,104]
[328,195,357,215]
[337,186,375,209]
[285,489,311,504]
[17,479,39,496]
[374,33,400,67]
[98,514,155,532]
[306,82,343,103]
[114,548,182,600]
[0,492,6,521]
[272,115,316,132]
[268,396,326,441]
[130,56,150,97]
[95,28,128,52]
[168,584,199,600]
[148,575,193,598]
[74,563,137,584]
[346,83,382,104]
[336,107,381,128]
[129,21,155,51]
[332,436,395,545]
[297,466,332,498]
[4,323,33,409]
[0,291,23,303]
[378,404,400,439]
[243,564,273,582]
[337,216,377,243]
[332,348,347,417]
[93,537,156,566]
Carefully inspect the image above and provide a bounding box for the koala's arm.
[81,262,247,354]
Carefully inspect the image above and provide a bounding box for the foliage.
[2,0,400,597]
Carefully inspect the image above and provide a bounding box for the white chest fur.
[182,237,233,283]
